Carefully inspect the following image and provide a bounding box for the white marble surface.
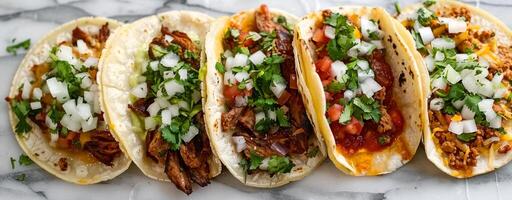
[0,0,511,199]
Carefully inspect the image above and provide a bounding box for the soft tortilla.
[203,8,326,187]
[99,11,222,182]
[7,17,131,185]
[397,0,512,178]
[295,6,425,175]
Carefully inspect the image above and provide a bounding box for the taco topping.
[128,26,212,194]
[6,23,122,167]
[402,2,512,172]
[312,11,404,155]
[216,4,319,176]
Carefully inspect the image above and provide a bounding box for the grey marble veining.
[0,0,511,199]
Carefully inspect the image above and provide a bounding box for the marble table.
[0,0,511,199]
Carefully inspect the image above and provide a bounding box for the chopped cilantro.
[464,95,482,113]
[10,157,16,169]
[352,96,381,122]
[276,15,293,32]
[18,154,33,166]
[394,2,401,15]
[161,125,181,151]
[14,173,26,182]
[378,135,391,145]
[326,81,344,93]
[457,132,476,142]
[417,7,436,26]
[324,13,356,60]
[11,100,32,134]
[230,28,240,39]
[249,151,263,170]
[260,31,276,51]
[6,39,30,55]
[268,156,295,174]
[423,0,436,7]
[215,62,225,74]
[275,108,290,127]
[339,104,353,124]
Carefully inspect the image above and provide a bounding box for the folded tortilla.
[294,6,425,175]
[99,11,222,184]
[397,0,512,178]
[7,17,131,184]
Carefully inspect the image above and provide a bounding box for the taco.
[203,4,326,187]
[294,7,425,175]
[98,11,221,194]
[397,0,512,178]
[6,17,131,184]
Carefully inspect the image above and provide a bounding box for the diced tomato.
[289,74,298,90]
[239,31,254,47]
[277,90,292,105]
[224,84,242,105]
[317,49,329,58]
[312,26,330,44]
[389,109,404,131]
[327,104,343,122]
[344,117,363,135]
[444,114,452,124]
[315,56,332,73]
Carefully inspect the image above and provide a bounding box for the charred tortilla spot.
[398,72,406,87]
[58,158,68,171]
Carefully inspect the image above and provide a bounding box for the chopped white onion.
[360,17,379,40]
[131,83,148,98]
[248,32,262,41]
[453,100,464,110]
[182,125,199,143]
[50,132,59,144]
[160,52,179,68]
[259,158,270,170]
[84,91,93,103]
[370,40,384,49]
[271,82,287,98]
[144,117,156,130]
[439,17,467,34]
[431,38,456,49]
[56,45,79,66]
[476,78,494,97]
[223,50,233,58]
[357,60,370,70]
[418,27,434,44]
[268,110,276,121]
[492,73,504,86]
[490,116,502,128]
[233,53,248,67]
[149,61,159,71]
[45,115,57,130]
[46,77,69,102]
[461,105,475,119]
[155,97,170,108]
[60,114,81,132]
[235,71,249,83]
[483,136,500,146]
[357,69,375,82]
[484,110,497,122]
[235,95,248,107]
[462,75,479,94]
[76,39,90,55]
[164,35,174,43]
[445,65,461,84]
[344,90,355,101]
[178,69,188,80]
[32,87,42,100]
[75,73,92,89]
[430,98,444,111]
[225,57,235,70]
[494,88,507,99]
[76,103,92,120]
[455,54,469,62]
[164,80,184,97]
[21,80,31,100]
[81,116,97,132]
[249,50,266,65]
[478,99,494,112]
[434,51,445,61]
[356,41,376,56]
[360,78,382,97]
[461,119,477,133]
[424,55,435,72]
[431,77,447,90]
[83,57,98,68]
[30,102,42,110]
[163,71,175,79]
[331,60,347,80]
[161,109,173,125]
[448,121,464,135]
[324,25,336,39]
[255,112,266,123]
[224,71,236,85]
[232,136,247,152]
[147,102,160,117]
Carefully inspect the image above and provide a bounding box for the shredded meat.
[255,5,277,33]
[438,7,471,21]
[128,98,153,117]
[377,106,392,133]
[238,108,255,131]
[221,107,244,131]
[165,152,193,195]
[146,130,170,164]
[286,128,308,154]
[179,142,201,169]
[498,144,512,154]
[57,158,68,171]
[98,23,110,43]
[188,161,210,187]
[369,50,394,90]
[72,27,95,47]
[288,94,309,129]
[83,130,122,166]
[237,131,279,157]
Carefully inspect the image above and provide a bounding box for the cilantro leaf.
[457,132,476,142]
[423,0,436,7]
[161,125,181,151]
[11,100,32,134]
[6,39,30,55]
[326,81,344,93]
[215,62,225,74]
[14,173,26,182]
[249,151,263,170]
[464,95,482,113]
[10,157,16,169]
[339,104,353,124]
[275,108,290,127]
[417,7,436,26]
[18,154,33,166]
[268,156,295,174]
